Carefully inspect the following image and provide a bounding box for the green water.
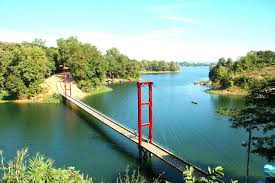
[0,67,268,182]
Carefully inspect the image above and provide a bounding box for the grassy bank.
[140,70,180,74]
[193,80,249,96]
[206,86,248,96]
[89,85,113,95]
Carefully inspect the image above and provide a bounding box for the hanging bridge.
[58,69,220,180]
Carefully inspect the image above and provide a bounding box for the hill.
[208,51,275,95]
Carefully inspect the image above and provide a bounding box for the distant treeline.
[179,62,213,67]
[209,50,275,90]
[0,37,180,99]
[140,60,180,72]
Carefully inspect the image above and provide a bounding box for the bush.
[0,148,93,183]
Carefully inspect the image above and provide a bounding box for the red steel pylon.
[63,70,71,97]
[137,81,153,146]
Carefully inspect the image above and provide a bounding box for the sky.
[0,0,275,62]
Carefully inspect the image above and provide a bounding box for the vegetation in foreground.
[208,50,275,95]
[0,149,93,183]
[0,148,237,183]
[0,38,180,102]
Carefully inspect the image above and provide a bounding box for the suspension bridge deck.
[59,91,208,177]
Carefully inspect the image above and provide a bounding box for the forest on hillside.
[179,62,213,67]
[0,37,180,99]
[140,60,180,72]
[209,51,275,91]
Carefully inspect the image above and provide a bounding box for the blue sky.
[0,0,274,61]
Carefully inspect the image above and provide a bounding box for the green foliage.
[116,166,146,183]
[209,51,275,90]
[0,43,51,99]
[57,37,107,91]
[32,38,46,47]
[105,48,139,79]
[217,79,275,161]
[1,37,181,99]
[0,42,20,90]
[179,62,213,67]
[42,93,62,103]
[116,166,161,183]
[0,148,238,183]
[183,166,237,183]
[140,60,180,72]
[45,47,59,74]
[0,148,93,183]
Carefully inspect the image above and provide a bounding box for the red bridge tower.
[63,67,72,97]
[137,81,153,146]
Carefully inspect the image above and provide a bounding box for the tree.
[104,48,139,79]
[0,50,12,90]
[218,79,275,162]
[45,47,58,74]
[139,60,180,72]
[226,58,233,68]
[5,45,50,99]
[0,42,20,90]
[32,38,46,47]
[209,51,275,90]
[57,37,106,91]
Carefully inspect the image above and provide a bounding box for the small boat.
[191,101,198,104]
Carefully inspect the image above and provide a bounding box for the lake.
[0,66,267,182]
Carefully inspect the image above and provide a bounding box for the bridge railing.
[57,81,209,176]
[58,81,137,135]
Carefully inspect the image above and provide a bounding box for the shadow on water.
[62,98,254,183]
[64,101,170,182]
[210,94,246,109]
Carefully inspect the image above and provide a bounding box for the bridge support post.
[138,145,151,164]
[63,67,72,97]
[137,81,153,146]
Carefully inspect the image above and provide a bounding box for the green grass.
[90,86,113,95]
[206,86,248,96]
[42,93,62,103]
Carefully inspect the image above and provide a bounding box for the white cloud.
[0,29,272,62]
[0,30,57,46]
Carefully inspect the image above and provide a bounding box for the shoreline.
[206,88,248,96]
[1,76,140,104]
[140,70,180,74]
[194,80,248,96]
[0,73,116,104]
[0,86,113,104]
[194,80,211,86]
